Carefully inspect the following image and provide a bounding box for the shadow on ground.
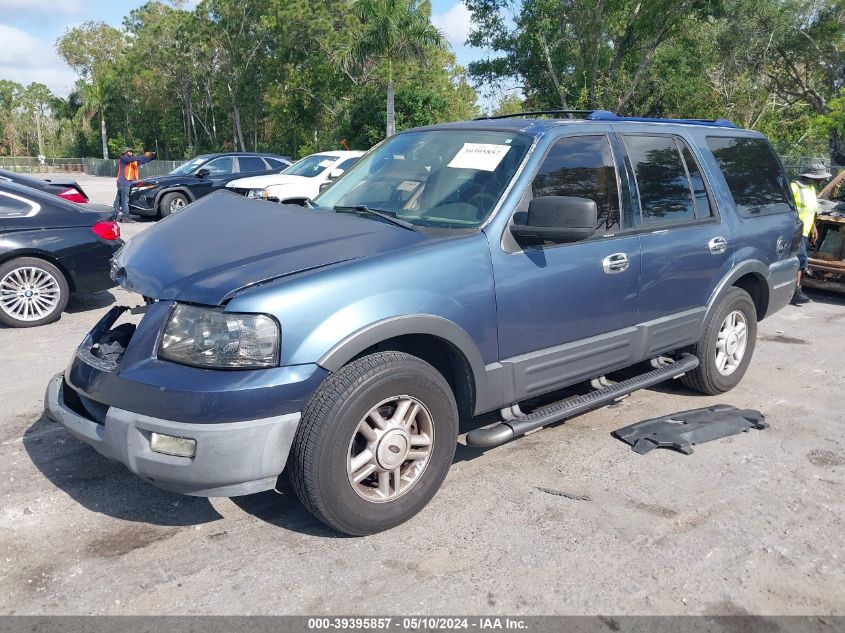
[23,412,343,536]
[65,290,116,314]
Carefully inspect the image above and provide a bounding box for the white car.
[226,150,364,202]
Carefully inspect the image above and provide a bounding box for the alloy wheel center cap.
[24,290,33,298]
[376,429,410,470]
[726,332,739,354]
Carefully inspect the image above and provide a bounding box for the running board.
[465,353,700,448]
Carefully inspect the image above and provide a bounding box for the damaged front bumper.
[46,303,328,496]
[45,374,300,496]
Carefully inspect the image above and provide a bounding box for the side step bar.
[465,353,700,448]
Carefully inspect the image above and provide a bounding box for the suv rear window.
[706,136,793,217]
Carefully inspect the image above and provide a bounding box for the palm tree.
[340,0,447,137]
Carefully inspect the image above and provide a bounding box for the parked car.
[128,152,292,218]
[0,181,121,327]
[47,111,800,535]
[226,151,364,202]
[0,169,89,203]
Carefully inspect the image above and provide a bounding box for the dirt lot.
[0,174,844,615]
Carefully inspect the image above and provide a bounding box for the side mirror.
[328,168,344,181]
[195,168,211,178]
[510,196,597,244]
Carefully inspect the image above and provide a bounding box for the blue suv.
[45,111,801,535]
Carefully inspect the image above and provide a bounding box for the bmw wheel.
[290,351,458,535]
[0,257,69,328]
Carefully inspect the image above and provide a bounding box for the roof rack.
[476,109,737,128]
[475,109,595,121]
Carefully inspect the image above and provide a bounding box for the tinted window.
[680,143,713,219]
[238,156,268,173]
[203,156,235,175]
[0,192,35,217]
[625,135,695,226]
[266,157,290,170]
[531,135,621,231]
[706,136,793,217]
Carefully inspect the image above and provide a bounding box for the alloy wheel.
[347,395,435,503]
[0,266,61,322]
[715,309,748,376]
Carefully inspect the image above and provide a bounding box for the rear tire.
[0,257,69,328]
[680,287,757,395]
[290,351,458,536]
[159,192,188,218]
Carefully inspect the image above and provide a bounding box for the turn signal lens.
[91,221,121,241]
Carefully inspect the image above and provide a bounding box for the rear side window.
[706,136,793,217]
[531,135,621,231]
[0,191,37,217]
[624,135,709,227]
[238,156,268,173]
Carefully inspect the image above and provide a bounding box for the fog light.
[150,432,197,458]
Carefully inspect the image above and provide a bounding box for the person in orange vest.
[113,147,156,223]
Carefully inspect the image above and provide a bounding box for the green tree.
[21,84,54,157]
[56,21,125,158]
[339,0,447,137]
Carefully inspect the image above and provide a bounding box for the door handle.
[602,252,629,274]
[708,236,728,254]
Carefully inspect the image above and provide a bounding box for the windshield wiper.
[333,205,418,231]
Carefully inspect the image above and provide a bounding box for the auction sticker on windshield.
[447,143,510,171]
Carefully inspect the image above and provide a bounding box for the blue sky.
[0,0,478,96]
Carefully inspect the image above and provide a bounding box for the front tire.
[290,351,459,536]
[0,257,69,328]
[680,287,757,395]
[159,192,188,218]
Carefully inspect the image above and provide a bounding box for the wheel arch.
[705,260,770,326]
[318,316,487,419]
[154,187,195,212]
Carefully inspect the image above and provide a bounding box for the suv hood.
[112,191,426,305]
[227,174,312,189]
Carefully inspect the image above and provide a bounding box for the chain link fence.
[0,157,84,172]
[81,158,185,178]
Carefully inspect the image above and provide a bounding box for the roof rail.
[476,108,737,128]
[475,109,596,121]
[587,110,737,128]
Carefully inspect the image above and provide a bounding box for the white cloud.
[432,2,473,48]
[0,24,77,96]
[0,0,84,14]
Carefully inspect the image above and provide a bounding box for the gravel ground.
[0,174,843,615]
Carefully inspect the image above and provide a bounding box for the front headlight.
[246,188,269,199]
[133,184,156,192]
[159,304,279,369]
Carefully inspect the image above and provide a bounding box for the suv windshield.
[284,155,336,178]
[170,156,211,175]
[315,130,533,228]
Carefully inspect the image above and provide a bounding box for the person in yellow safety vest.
[790,163,832,304]
[113,147,156,223]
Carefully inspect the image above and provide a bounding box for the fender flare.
[704,260,770,325]
[317,314,489,397]
[154,187,196,211]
